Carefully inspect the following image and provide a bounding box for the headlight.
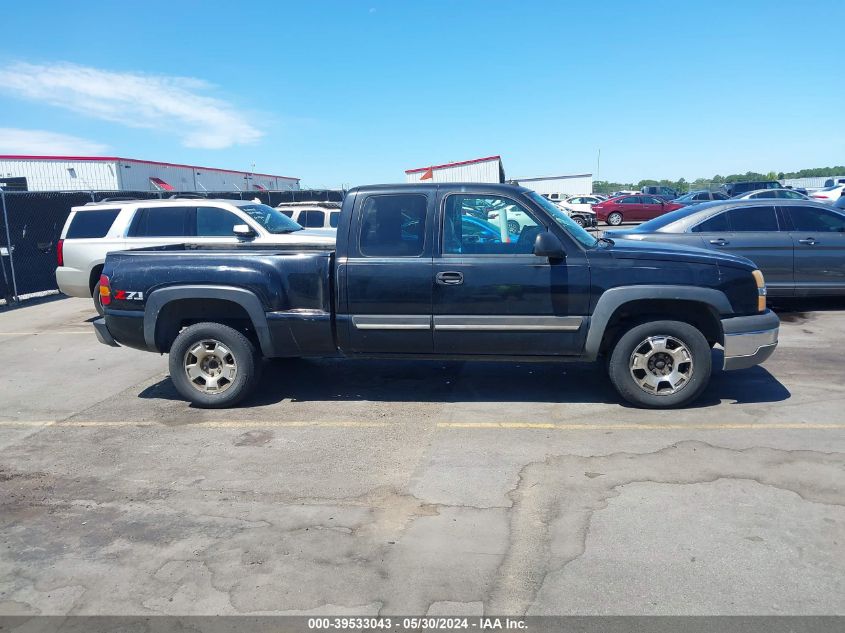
[752,269,766,311]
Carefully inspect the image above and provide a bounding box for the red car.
[593,194,684,226]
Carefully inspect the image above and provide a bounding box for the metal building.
[405,155,505,184]
[512,173,593,198]
[0,155,300,192]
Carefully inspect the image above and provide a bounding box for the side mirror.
[233,224,256,239]
[533,231,565,259]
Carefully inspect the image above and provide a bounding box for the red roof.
[149,177,175,191]
[405,155,501,174]
[0,155,299,181]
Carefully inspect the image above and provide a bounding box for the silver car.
[605,199,845,297]
[56,197,336,313]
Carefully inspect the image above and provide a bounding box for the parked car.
[56,198,336,314]
[732,188,810,200]
[276,201,342,229]
[486,203,538,234]
[592,195,685,226]
[674,190,730,205]
[834,194,845,210]
[556,196,600,228]
[93,183,777,410]
[560,195,602,213]
[642,185,679,199]
[809,184,845,204]
[605,199,845,297]
[719,181,781,197]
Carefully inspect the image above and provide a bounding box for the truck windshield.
[238,204,303,233]
[525,191,598,248]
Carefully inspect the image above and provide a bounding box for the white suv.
[275,202,342,229]
[56,197,336,313]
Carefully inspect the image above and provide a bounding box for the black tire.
[168,322,262,408]
[92,283,105,316]
[607,212,623,226]
[607,320,711,409]
[572,216,585,227]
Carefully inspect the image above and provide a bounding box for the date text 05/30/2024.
[307,617,527,630]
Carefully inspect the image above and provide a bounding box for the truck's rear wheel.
[608,320,711,408]
[169,322,262,408]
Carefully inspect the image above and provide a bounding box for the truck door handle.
[709,238,729,246]
[436,271,464,286]
[798,238,817,245]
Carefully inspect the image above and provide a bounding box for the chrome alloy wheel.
[184,339,238,394]
[629,335,694,395]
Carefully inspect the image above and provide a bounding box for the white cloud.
[0,62,263,149]
[0,128,108,154]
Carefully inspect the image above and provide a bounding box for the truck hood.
[603,237,756,270]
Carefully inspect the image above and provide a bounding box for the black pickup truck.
[93,183,779,409]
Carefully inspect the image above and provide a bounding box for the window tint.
[691,212,730,233]
[128,207,193,237]
[196,206,240,237]
[782,190,804,199]
[298,210,326,228]
[727,206,779,232]
[359,194,427,257]
[619,196,640,204]
[693,193,709,200]
[443,195,541,255]
[329,212,340,228]
[788,206,845,232]
[66,209,120,238]
[643,196,663,204]
[713,193,729,200]
[278,209,293,217]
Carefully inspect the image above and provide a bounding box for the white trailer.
[512,173,593,200]
[405,155,505,183]
[0,155,300,192]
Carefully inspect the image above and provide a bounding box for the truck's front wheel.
[169,322,262,408]
[608,320,711,408]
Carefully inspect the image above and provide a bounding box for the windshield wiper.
[598,237,615,246]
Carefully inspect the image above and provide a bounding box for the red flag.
[420,167,434,181]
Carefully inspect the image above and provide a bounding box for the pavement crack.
[487,440,845,615]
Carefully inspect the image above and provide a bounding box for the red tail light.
[57,239,64,267]
[99,274,111,306]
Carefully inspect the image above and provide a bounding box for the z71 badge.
[113,290,144,301]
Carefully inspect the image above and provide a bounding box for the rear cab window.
[358,194,428,257]
[65,209,120,238]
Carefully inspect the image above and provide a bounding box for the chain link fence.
[0,189,344,306]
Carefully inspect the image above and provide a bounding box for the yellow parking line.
[0,420,390,429]
[437,422,845,431]
[0,331,92,335]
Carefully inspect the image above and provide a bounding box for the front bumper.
[721,309,779,370]
[92,317,120,347]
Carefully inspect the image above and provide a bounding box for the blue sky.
[1,1,842,188]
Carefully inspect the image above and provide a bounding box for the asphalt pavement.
[1,296,843,616]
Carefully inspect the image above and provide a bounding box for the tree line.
[592,166,845,195]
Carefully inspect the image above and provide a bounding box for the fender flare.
[143,285,274,356]
[583,285,733,361]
